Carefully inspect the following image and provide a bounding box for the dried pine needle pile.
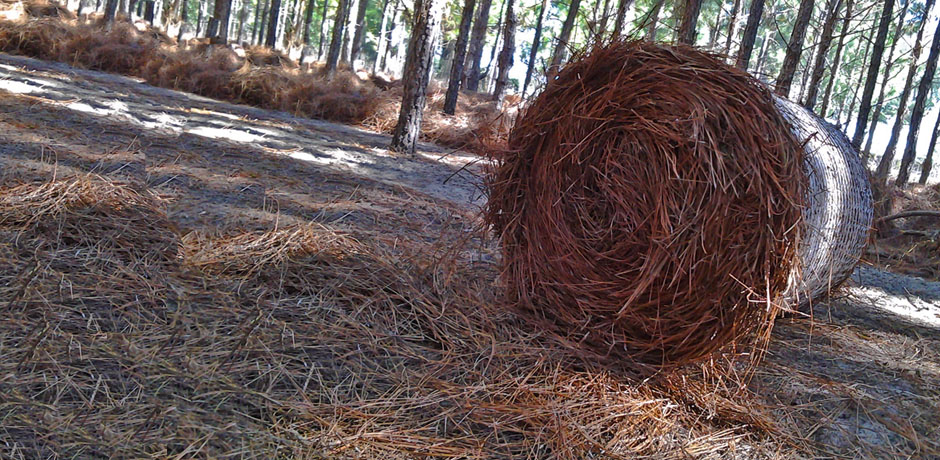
[486,41,805,366]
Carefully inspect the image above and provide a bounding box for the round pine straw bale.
[486,41,806,366]
[775,97,873,304]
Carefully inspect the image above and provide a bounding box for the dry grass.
[0,174,810,458]
[0,7,509,153]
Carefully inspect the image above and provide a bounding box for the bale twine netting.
[485,41,872,366]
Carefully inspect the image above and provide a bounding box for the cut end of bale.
[486,41,805,367]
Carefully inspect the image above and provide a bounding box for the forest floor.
[1,53,939,459]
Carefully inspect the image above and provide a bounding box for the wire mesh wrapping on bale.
[486,41,807,366]
[776,98,873,304]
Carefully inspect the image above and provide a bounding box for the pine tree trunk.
[819,0,853,117]
[803,0,842,110]
[722,0,741,55]
[707,2,722,49]
[492,0,516,104]
[348,0,369,64]
[325,0,349,73]
[317,0,329,58]
[104,0,119,23]
[549,0,581,74]
[644,0,663,40]
[773,0,814,96]
[612,0,634,38]
[341,0,357,62]
[862,0,910,160]
[875,0,934,182]
[483,0,506,88]
[754,26,771,76]
[302,0,317,44]
[265,0,281,46]
[380,0,401,72]
[373,0,391,72]
[256,0,270,44]
[842,34,872,129]
[237,0,251,42]
[444,0,477,114]
[735,0,765,69]
[464,0,493,90]
[676,0,702,45]
[918,113,940,184]
[390,0,444,154]
[210,0,233,43]
[522,0,547,97]
[178,0,190,40]
[896,19,940,185]
[849,0,894,149]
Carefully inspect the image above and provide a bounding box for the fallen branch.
[877,210,940,224]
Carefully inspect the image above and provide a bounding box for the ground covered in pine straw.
[0,47,939,460]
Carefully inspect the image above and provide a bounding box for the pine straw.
[486,41,805,367]
[0,175,807,458]
[0,10,508,153]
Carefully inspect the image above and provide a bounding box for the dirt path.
[0,53,485,209]
[1,53,939,458]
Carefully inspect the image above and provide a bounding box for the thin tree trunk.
[919,114,940,184]
[237,0,251,41]
[896,19,940,185]
[549,0,581,74]
[492,0,516,104]
[677,0,702,45]
[464,0,493,90]
[390,0,445,154]
[774,0,814,96]
[842,34,872,129]
[522,0,547,97]
[340,0,355,62]
[722,0,741,55]
[863,0,910,160]
[850,0,894,149]
[104,0,119,24]
[444,0,477,114]
[598,0,612,35]
[819,0,853,118]
[349,0,369,64]
[178,0,190,40]
[803,0,842,110]
[325,0,349,73]
[373,0,391,72]
[645,0,664,40]
[754,25,771,76]
[735,0,765,69]
[317,0,329,58]
[483,0,506,88]
[257,0,270,44]
[265,0,281,46]
[302,0,317,44]
[612,0,634,38]
[380,0,401,72]
[707,0,723,48]
[876,0,934,182]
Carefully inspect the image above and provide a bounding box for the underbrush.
[0,10,509,153]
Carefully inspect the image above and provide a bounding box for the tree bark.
[612,0,634,38]
[919,113,940,184]
[390,0,444,154]
[773,0,814,96]
[340,0,356,62]
[317,0,330,58]
[373,0,392,72]
[876,0,934,182]
[210,0,233,44]
[104,0,119,24]
[677,0,702,45]
[850,0,894,149]
[819,0,853,117]
[644,0,664,41]
[896,19,940,185]
[522,0,547,97]
[444,0,477,114]
[803,0,842,110]
[302,0,317,44]
[863,0,910,160]
[735,0,765,69]
[380,0,401,72]
[722,0,741,55]
[483,0,506,88]
[257,0,270,44]
[464,0,493,90]
[492,0,516,105]
[841,33,871,129]
[349,0,369,64]
[265,0,282,46]
[325,0,349,73]
[549,0,581,74]
[237,0,252,42]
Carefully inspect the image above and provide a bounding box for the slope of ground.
[0,54,938,459]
